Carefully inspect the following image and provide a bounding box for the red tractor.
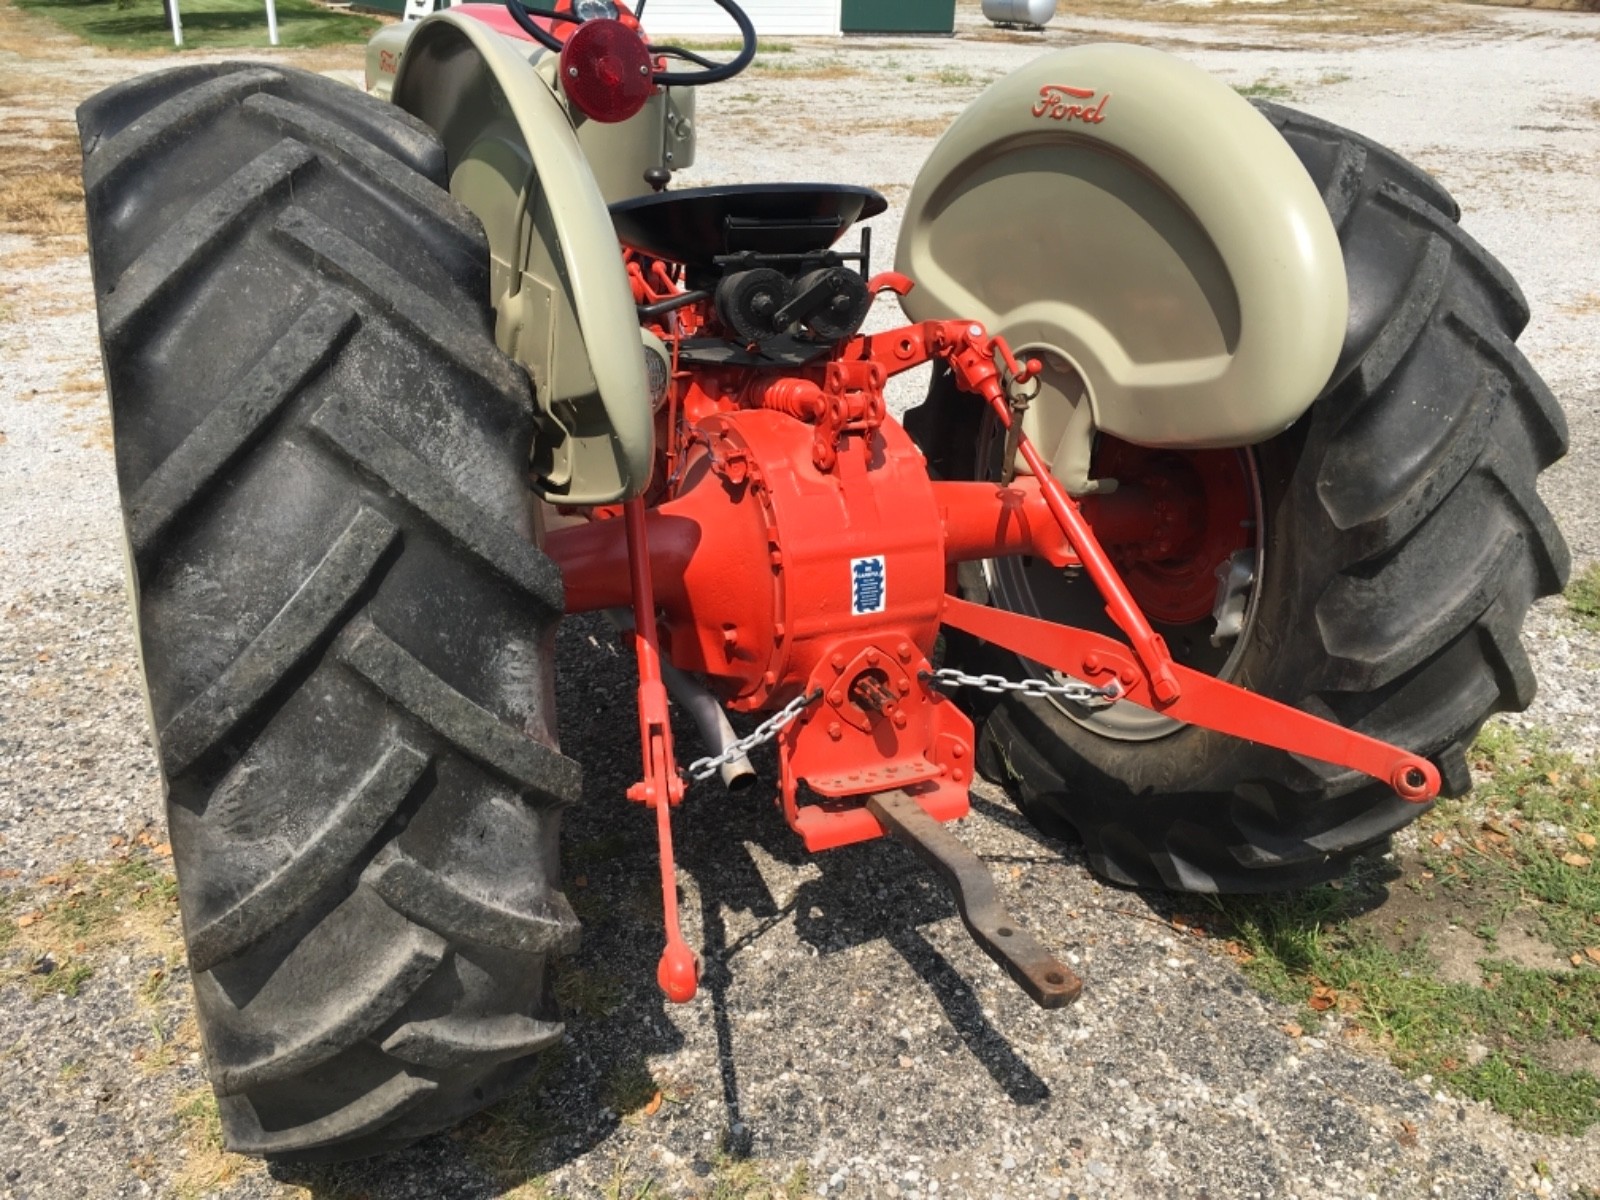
[77,0,1567,1158]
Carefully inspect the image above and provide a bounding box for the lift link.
[622,498,699,1003]
[940,594,1440,802]
[930,321,1184,704]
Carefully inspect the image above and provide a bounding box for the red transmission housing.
[547,294,993,849]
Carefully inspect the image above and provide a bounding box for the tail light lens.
[559,18,653,124]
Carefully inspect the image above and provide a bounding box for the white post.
[265,0,279,45]
[168,0,183,46]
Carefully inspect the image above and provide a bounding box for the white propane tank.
[982,0,1057,27]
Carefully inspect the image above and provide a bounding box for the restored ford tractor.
[76,0,1568,1158]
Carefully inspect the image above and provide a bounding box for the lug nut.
[828,722,843,741]
[896,642,913,662]
[892,711,907,729]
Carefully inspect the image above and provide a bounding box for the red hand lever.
[622,498,698,1003]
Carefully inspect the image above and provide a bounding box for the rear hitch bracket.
[866,790,1083,1009]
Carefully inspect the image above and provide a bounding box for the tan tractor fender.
[897,44,1347,481]
[393,11,656,504]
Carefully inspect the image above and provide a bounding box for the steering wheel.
[502,0,756,87]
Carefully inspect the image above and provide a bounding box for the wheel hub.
[984,431,1264,742]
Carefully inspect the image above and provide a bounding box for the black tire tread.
[908,103,1569,892]
[81,63,580,1159]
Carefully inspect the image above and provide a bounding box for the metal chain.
[923,666,1120,706]
[685,668,1117,783]
[683,689,822,781]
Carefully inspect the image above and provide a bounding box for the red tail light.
[558,18,653,124]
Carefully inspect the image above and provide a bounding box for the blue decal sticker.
[851,555,886,616]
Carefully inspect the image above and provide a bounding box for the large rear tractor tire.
[905,103,1569,892]
[80,63,582,1158]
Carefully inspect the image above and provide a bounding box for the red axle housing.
[546,289,1442,1002]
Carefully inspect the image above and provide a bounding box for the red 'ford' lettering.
[1032,85,1110,123]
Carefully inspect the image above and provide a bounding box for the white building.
[637,0,841,36]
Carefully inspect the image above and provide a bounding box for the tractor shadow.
[282,615,1294,1196]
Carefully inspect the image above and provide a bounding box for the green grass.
[15,0,377,52]
[1220,890,1600,1135]
[1565,562,1600,633]
[1234,78,1294,99]
[43,856,177,945]
[0,894,16,954]
[706,1158,811,1199]
[455,1046,567,1192]
[748,55,861,79]
[1434,725,1600,954]
[31,958,94,997]
[552,963,623,1020]
[3,852,182,1001]
[600,1054,660,1117]
[1210,724,1600,1136]
[671,37,793,53]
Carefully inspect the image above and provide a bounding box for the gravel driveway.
[2,1,1598,1196]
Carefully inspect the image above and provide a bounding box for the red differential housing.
[544,186,1440,1004]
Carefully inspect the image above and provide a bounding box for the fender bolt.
[828,722,843,740]
[893,711,907,729]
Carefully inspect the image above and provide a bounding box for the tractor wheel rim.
[978,419,1266,742]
